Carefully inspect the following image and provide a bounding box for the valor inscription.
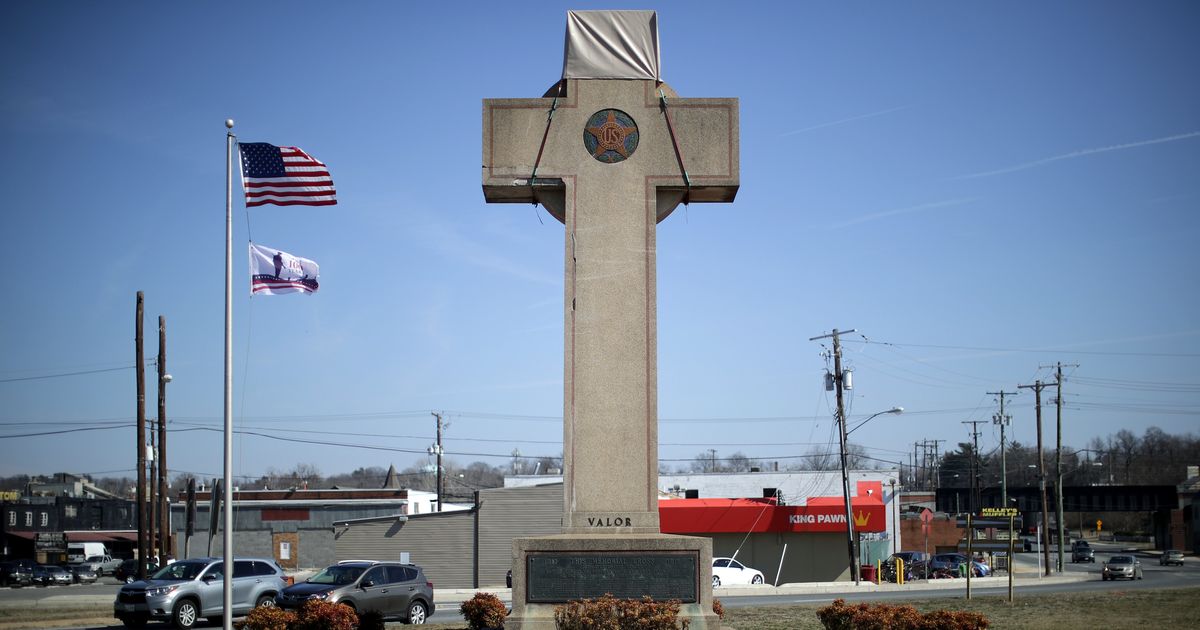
[526,551,699,603]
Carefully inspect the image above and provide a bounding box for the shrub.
[235,606,297,630]
[712,598,725,620]
[554,594,688,630]
[917,609,989,630]
[460,592,508,629]
[294,599,358,630]
[816,598,988,630]
[356,609,386,630]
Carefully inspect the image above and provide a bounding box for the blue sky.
[2,2,1197,485]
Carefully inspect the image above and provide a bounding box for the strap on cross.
[529,80,565,205]
[659,88,692,205]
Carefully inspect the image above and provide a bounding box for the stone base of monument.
[505,533,724,630]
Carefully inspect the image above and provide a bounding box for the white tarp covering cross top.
[562,10,661,81]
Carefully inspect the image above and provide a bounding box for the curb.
[1,574,1092,610]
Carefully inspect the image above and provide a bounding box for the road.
[1,545,1194,628]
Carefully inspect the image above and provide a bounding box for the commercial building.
[333,470,901,588]
[168,486,468,570]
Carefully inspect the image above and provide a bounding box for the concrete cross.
[483,78,738,535]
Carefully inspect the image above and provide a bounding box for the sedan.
[1159,550,1185,566]
[114,559,158,584]
[67,565,98,584]
[711,557,764,586]
[1102,555,1143,581]
[32,565,73,586]
[929,553,968,573]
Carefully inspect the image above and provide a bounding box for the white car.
[712,557,764,586]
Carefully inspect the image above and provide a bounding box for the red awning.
[5,531,37,540]
[659,497,887,535]
[64,531,137,542]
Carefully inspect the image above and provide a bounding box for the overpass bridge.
[936,485,1180,548]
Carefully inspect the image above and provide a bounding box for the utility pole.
[989,391,1017,506]
[149,412,157,565]
[1043,362,1079,573]
[1019,380,1053,576]
[810,328,859,585]
[157,316,170,560]
[912,443,919,489]
[962,420,986,513]
[135,292,147,579]
[430,412,444,512]
[931,440,945,489]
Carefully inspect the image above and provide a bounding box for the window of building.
[7,511,14,526]
[40,512,48,527]
[25,511,32,526]
[65,505,77,518]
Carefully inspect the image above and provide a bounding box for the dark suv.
[889,551,929,579]
[276,560,434,624]
[0,561,34,587]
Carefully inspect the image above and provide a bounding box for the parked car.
[889,551,929,579]
[1072,545,1095,563]
[67,564,99,584]
[45,564,72,585]
[929,553,968,573]
[114,558,286,629]
[114,559,159,584]
[0,561,33,587]
[32,565,73,586]
[275,560,434,624]
[711,557,765,586]
[1159,550,1185,566]
[1102,555,1143,581]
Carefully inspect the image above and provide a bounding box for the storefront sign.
[35,532,66,552]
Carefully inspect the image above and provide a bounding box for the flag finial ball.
[225,119,235,129]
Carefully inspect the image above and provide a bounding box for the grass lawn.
[718,586,1198,630]
[0,587,1195,629]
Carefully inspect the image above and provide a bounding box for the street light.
[840,406,903,585]
[847,407,904,436]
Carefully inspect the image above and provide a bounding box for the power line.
[843,338,1200,358]
[0,365,137,383]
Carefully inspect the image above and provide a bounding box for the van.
[67,542,109,564]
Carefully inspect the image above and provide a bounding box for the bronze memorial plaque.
[526,551,699,603]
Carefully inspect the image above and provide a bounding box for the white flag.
[249,243,319,296]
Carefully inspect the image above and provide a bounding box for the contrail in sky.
[831,197,978,229]
[780,106,909,137]
[953,130,1200,180]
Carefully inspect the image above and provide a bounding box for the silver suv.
[275,560,434,624]
[113,558,287,629]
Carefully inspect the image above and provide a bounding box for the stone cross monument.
[482,11,738,629]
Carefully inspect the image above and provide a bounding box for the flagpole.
[223,119,235,630]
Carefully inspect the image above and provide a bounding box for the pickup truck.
[77,555,122,576]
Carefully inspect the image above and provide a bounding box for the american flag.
[237,142,337,207]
